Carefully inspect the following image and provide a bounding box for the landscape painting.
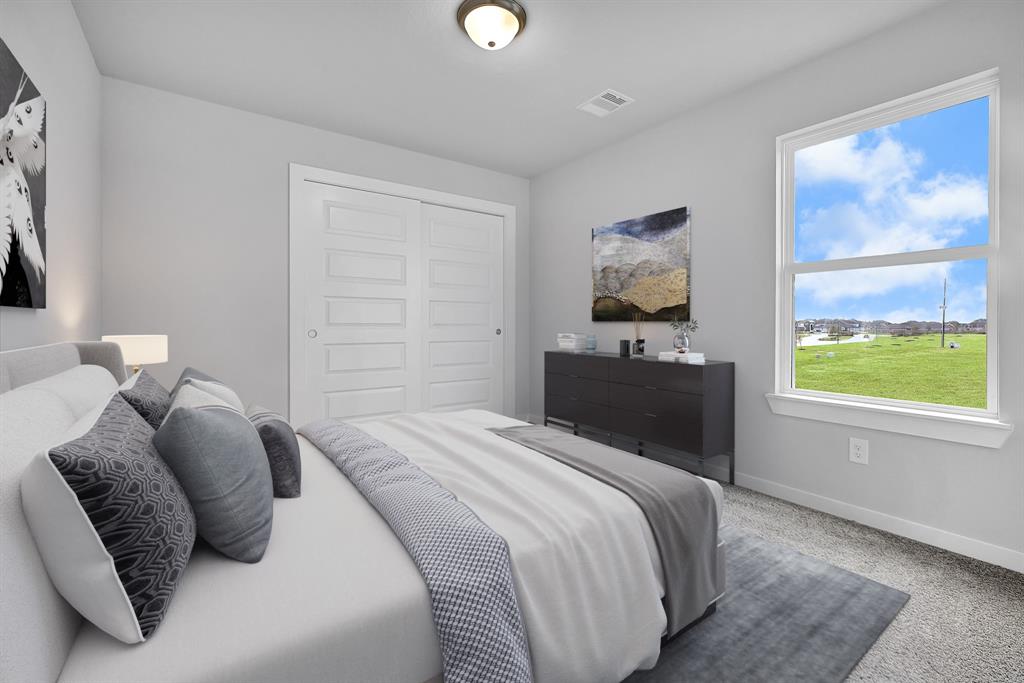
[1,36,47,309]
[592,206,690,322]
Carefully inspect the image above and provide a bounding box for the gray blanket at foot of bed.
[489,425,719,637]
[299,420,533,683]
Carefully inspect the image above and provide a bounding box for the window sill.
[764,392,1013,449]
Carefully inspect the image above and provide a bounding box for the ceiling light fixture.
[457,0,526,51]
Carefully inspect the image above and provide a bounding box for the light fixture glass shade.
[461,2,523,50]
[102,334,169,367]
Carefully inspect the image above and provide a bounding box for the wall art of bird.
[1,71,46,299]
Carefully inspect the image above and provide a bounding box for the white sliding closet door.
[290,180,504,426]
[422,204,503,413]
[291,182,423,426]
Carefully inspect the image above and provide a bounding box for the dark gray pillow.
[46,395,196,639]
[153,393,273,563]
[118,369,171,429]
[246,405,301,498]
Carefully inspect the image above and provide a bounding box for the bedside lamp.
[101,334,168,374]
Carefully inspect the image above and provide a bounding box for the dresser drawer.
[545,352,609,381]
[545,394,610,429]
[546,373,609,405]
[609,407,703,454]
[608,357,703,394]
[609,383,702,419]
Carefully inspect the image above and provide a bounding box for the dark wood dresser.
[544,351,735,483]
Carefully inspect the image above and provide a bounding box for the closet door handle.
[307,329,319,339]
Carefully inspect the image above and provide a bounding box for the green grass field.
[795,334,986,409]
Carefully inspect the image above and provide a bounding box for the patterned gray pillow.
[45,395,196,640]
[246,405,301,498]
[118,369,171,429]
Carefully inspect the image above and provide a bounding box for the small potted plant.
[670,316,699,353]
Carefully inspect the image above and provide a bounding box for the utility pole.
[940,277,947,348]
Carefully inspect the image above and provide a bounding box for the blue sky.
[794,97,989,323]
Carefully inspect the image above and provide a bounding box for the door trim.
[288,163,518,422]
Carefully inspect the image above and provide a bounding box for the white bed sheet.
[59,410,723,683]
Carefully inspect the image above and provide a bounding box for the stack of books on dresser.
[657,351,706,364]
[557,333,588,352]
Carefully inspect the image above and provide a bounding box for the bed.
[0,343,725,683]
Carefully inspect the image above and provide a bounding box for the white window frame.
[767,69,1013,449]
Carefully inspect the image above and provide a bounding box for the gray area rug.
[721,485,1024,681]
[627,525,909,682]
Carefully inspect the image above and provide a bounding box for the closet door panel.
[421,204,504,413]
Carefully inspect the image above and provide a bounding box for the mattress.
[59,410,725,683]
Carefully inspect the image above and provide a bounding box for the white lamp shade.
[101,335,168,367]
[462,4,522,50]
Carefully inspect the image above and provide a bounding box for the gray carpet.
[720,485,1024,681]
[627,525,909,682]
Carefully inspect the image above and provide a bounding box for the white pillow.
[21,396,196,644]
[180,377,244,411]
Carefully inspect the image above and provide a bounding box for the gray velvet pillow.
[153,387,273,563]
[246,405,301,498]
[118,369,171,429]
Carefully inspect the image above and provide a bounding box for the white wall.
[0,0,102,349]
[101,78,531,417]
[530,1,1023,569]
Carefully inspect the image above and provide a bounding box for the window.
[770,71,1010,446]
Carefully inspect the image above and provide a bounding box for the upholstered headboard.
[0,341,127,683]
[0,341,128,394]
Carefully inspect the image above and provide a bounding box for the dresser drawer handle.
[644,385,658,390]
[569,397,578,401]
[644,412,658,418]
[569,374,580,378]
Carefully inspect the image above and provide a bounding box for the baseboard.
[736,473,1024,573]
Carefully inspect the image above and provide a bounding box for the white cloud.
[904,173,988,222]
[796,132,921,202]
[796,262,951,305]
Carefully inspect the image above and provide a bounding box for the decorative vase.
[673,332,690,353]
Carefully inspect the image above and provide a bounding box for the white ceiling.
[72,0,941,177]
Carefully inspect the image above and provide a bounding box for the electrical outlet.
[849,437,869,465]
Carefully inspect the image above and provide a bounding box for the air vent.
[577,89,635,118]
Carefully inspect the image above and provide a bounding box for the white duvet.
[356,410,668,683]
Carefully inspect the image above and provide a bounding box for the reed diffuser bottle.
[631,312,646,357]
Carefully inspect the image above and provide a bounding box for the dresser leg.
[729,452,735,485]
[699,457,705,478]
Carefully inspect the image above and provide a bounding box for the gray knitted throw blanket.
[298,420,534,683]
